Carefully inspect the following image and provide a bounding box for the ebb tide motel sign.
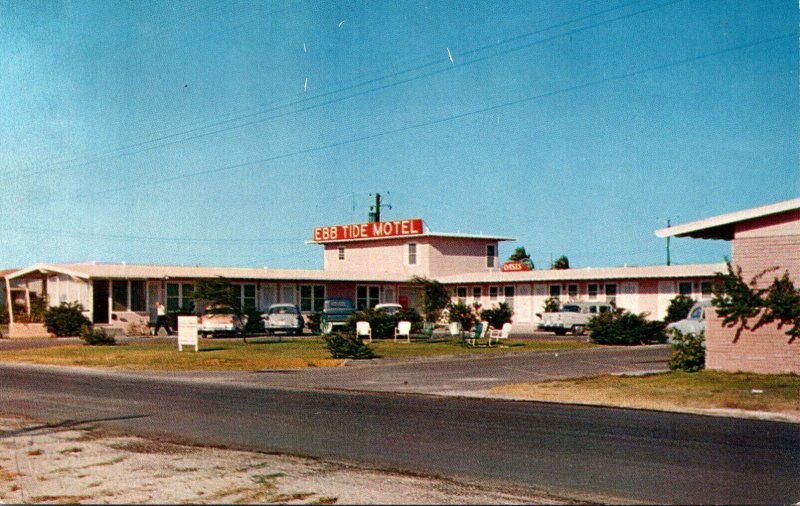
[313,218,424,242]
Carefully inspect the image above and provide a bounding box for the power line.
[81,32,793,198]
[1,0,656,181]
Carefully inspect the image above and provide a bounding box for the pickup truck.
[538,301,613,336]
[319,297,355,334]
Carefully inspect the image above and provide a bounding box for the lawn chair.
[448,321,462,338]
[416,321,435,340]
[394,320,412,343]
[463,321,486,347]
[356,321,372,343]
[488,322,512,346]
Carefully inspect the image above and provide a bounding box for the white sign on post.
[177,316,199,352]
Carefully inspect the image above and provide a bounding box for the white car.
[262,303,305,335]
[374,303,403,315]
[667,300,712,337]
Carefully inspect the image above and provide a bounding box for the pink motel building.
[4,217,721,337]
[657,197,800,374]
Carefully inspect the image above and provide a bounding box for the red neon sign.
[313,218,424,242]
[501,261,533,272]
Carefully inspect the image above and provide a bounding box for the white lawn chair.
[448,321,462,337]
[488,322,512,346]
[356,321,372,342]
[394,320,412,343]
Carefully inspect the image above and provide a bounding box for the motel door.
[92,280,110,324]
[515,284,532,323]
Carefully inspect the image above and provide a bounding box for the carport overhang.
[4,264,90,325]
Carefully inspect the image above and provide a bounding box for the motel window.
[679,282,693,296]
[131,281,146,312]
[549,285,561,299]
[299,285,325,312]
[338,246,345,261]
[112,281,129,311]
[486,244,496,268]
[489,286,498,300]
[408,243,417,265]
[504,286,514,309]
[357,285,380,310]
[605,283,617,304]
[701,281,713,299]
[166,282,195,312]
[472,286,482,301]
[567,284,578,299]
[588,283,598,300]
[241,284,257,310]
[456,287,467,301]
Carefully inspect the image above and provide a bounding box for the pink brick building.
[657,198,800,374]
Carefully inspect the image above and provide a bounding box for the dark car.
[320,297,355,334]
[262,303,305,335]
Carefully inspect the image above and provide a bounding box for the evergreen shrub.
[322,333,376,359]
[668,329,705,372]
[80,325,116,346]
[43,302,92,337]
[588,310,667,345]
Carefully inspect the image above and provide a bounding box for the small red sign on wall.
[502,261,533,272]
[312,218,424,243]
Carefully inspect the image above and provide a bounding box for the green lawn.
[492,370,800,417]
[0,337,597,371]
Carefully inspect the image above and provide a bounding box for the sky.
[1,0,798,271]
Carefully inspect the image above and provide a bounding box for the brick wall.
[732,235,800,287]
[8,323,53,338]
[705,313,799,374]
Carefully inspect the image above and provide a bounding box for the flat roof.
[655,197,800,240]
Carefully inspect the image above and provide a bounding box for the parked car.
[199,305,246,338]
[320,297,355,334]
[262,303,304,335]
[667,300,712,337]
[374,303,403,315]
[538,301,613,336]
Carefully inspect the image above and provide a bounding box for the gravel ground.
[0,415,602,505]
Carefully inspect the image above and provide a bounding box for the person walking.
[153,301,172,336]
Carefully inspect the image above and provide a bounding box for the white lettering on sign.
[502,261,533,272]
[178,316,199,352]
[313,218,423,242]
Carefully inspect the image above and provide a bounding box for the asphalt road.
[2,363,798,504]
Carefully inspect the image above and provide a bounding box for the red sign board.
[313,218,424,243]
[502,261,533,272]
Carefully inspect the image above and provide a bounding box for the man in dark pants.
[153,301,172,336]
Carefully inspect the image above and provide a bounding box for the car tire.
[554,328,567,336]
[572,325,585,336]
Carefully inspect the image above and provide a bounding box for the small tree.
[480,302,513,329]
[551,256,570,269]
[664,295,696,324]
[711,261,770,341]
[447,301,478,330]
[542,296,560,313]
[409,276,451,323]
[508,246,534,269]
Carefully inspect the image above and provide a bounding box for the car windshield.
[270,306,298,315]
[561,305,581,313]
[327,300,353,309]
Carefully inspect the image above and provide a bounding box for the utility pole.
[666,218,671,266]
[368,192,392,222]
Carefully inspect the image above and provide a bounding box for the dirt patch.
[0,414,603,504]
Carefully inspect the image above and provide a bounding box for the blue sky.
[1,0,797,271]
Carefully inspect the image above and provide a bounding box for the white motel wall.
[3,217,721,337]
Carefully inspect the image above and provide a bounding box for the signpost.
[178,316,199,352]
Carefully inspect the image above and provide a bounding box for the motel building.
[3,217,721,338]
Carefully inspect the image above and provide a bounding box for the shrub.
[669,329,705,372]
[243,306,264,335]
[167,303,196,330]
[322,333,376,359]
[0,304,8,325]
[409,276,451,322]
[306,312,321,333]
[480,302,513,329]
[588,310,667,345]
[44,302,92,337]
[80,325,116,346]
[664,295,696,324]
[344,309,396,339]
[446,301,478,329]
